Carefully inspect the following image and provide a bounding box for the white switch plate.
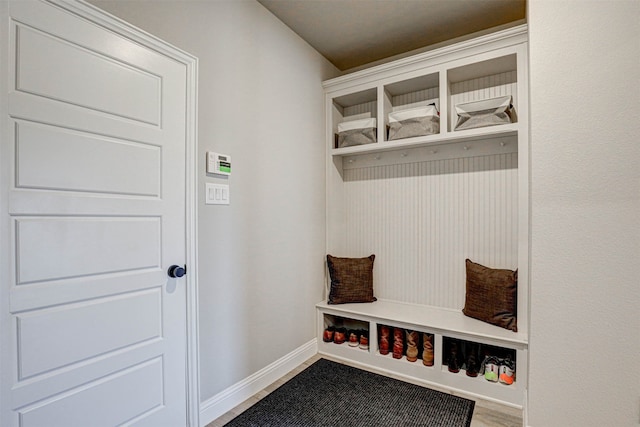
[205,183,229,205]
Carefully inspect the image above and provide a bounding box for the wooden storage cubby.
[382,72,440,142]
[372,324,434,362]
[321,313,369,350]
[441,337,517,382]
[331,87,377,148]
[447,53,518,133]
[321,25,529,408]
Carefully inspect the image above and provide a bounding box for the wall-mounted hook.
[374,155,381,160]
[431,150,437,154]
[348,158,355,164]
[500,141,506,147]
[463,146,469,151]
[401,152,408,158]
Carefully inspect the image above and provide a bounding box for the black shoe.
[466,352,479,377]
[447,342,460,373]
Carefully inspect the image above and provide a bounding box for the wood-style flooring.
[206,354,522,427]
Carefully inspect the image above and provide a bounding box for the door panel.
[15,217,161,284]
[15,24,161,125]
[16,121,162,196]
[2,1,189,425]
[17,289,162,379]
[18,357,164,427]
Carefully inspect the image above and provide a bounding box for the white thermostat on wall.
[206,152,231,176]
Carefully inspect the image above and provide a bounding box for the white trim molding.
[199,339,318,427]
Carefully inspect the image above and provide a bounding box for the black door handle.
[168,265,186,278]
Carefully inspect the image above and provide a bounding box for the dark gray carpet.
[224,358,474,427]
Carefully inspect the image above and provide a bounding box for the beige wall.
[89,0,339,403]
[528,0,640,425]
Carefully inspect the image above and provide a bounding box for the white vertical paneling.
[342,152,517,310]
[343,100,377,119]
[392,87,439,108]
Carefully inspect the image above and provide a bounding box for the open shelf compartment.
[442,336,517,385]
[331,88,378,149]
[321,313,370,351]
[382,72,440,142]
[375,323,437,368]
[447,54,518,133]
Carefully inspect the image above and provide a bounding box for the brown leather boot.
[406,330,419,362]
[392,328,404,359]
[379,325,390,355]
[422,333,434,366]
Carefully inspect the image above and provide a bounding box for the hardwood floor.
[206,354,523,427]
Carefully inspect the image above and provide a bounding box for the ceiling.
[257,0,526,71]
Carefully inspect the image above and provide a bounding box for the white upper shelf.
[332,124,519,158]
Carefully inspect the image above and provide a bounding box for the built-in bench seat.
[317,299,527,349]
[316,299,528,407]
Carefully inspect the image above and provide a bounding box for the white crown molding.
[323,24,528,91]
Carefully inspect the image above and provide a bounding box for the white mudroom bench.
[320,24,530,409]
[316,299,528,407]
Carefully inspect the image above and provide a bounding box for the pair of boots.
[378,326,405,358]
[378,327,434,366]
[378,326,406,359]
[447,341,480,376]
[407,331,435,365]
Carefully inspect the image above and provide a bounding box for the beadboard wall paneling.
[343,100,377,119]
[342,152,518,309]
[392,86,439,109]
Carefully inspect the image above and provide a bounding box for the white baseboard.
[199,338,318,427]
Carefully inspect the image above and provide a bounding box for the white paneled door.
[1,1,196,426]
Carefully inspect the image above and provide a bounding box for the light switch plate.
[205,183,229,205]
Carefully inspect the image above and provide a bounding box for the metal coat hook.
[401,152,408,157]
[374,155,381,160]
[463,146,469,151]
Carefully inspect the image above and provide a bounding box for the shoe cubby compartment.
[321,314,370,352]
[447,54,518,133]
[375,324,436,368]
[442,337,517,385]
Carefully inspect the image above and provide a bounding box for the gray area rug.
[224,358,474,427]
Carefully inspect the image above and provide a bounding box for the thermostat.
[207,152,231,176]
